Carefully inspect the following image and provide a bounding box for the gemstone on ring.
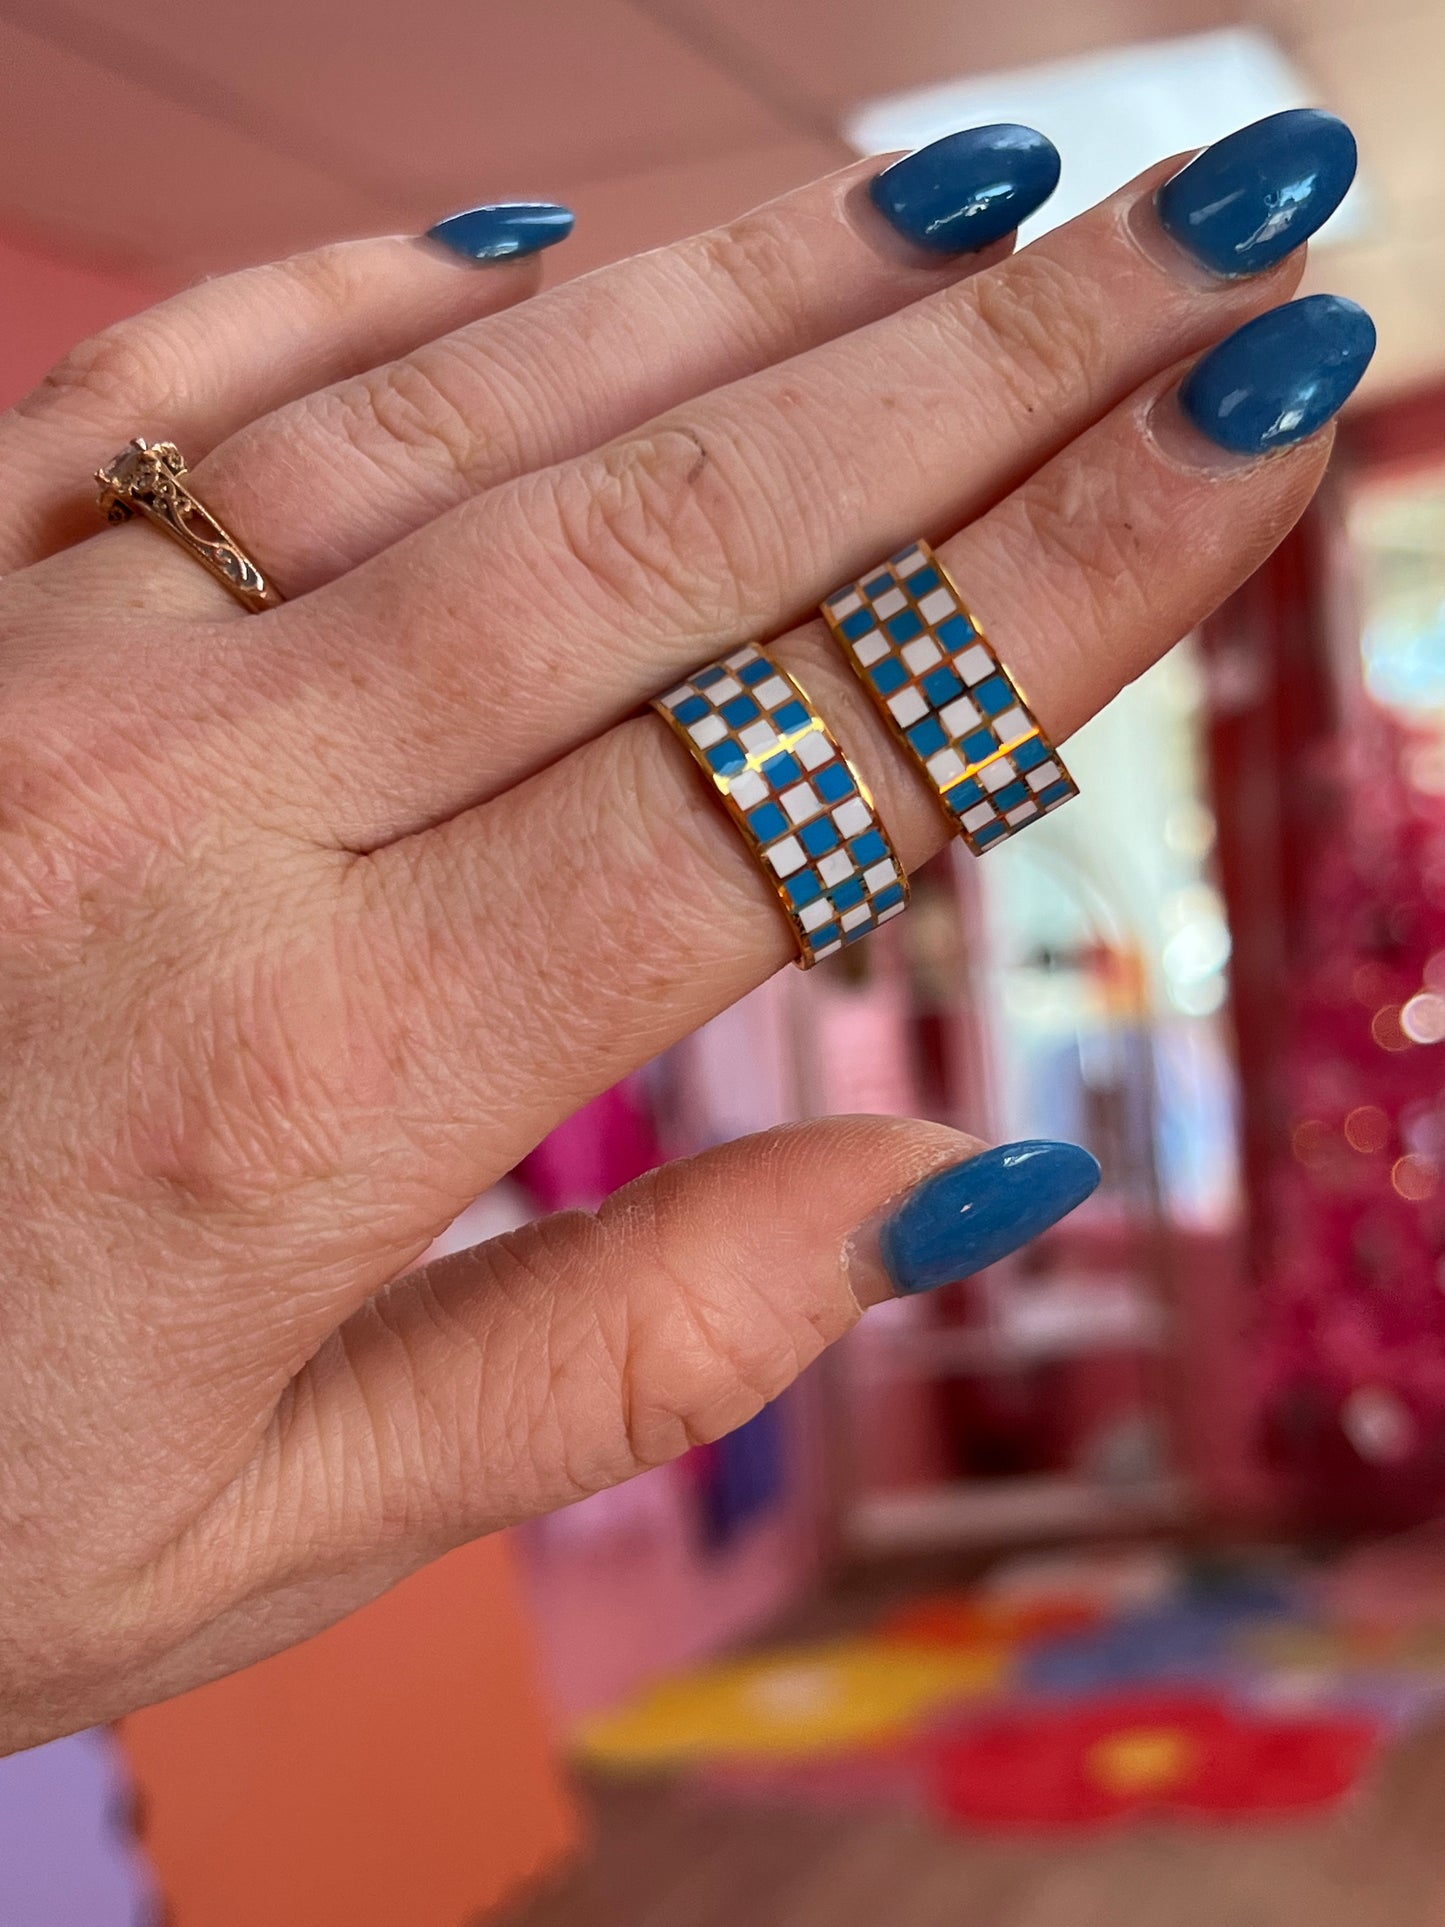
[822,540,1076,855]
[654,645,908,967]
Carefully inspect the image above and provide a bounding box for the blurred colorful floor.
[495,1537,1445,1925]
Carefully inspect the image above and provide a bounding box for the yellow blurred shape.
[575,1638,1005,1766]
[1086,1726,1198,1796]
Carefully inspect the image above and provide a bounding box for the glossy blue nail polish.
[879,1141,1101,1293]
[1180,294,1376,456]
[868,124,1061,255]
[1156,109,1356,277]
[425,201,575,262]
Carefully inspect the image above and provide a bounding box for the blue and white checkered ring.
[654,644,908,967]
[822,540,1077,855]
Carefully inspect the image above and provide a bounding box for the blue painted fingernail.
[879,1141,1100,1293]
[425,201,575,262]
[1156,109,1356,278]
[868,124,1061,255]
[1180,294,1376,455]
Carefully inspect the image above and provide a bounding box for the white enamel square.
[1026,761,1060,793]
[827,589,862,619]
[841,904,872,932]
[819,850,855,887]
[728,769,768,810]
[901,636,943,676]
[888,687,929,728]
[1006,800,1040,826]
[878,898,907,923]
[781,781,822,825]
[795,729,833,771]
[872,585,907,620]
[687,713,726,749]
[852,628,889,666]
[918,586,956,625]
[754,676,791,711]
[962,801,997,833]
[956,644,993,684]
[833,796,873,839]
[894,547,926,576]
[925,747,966,788]
[980,757,1015,793]
[863,859,896,894]
[724,647,758,672]
[767,835,807,878]
[994,706,1031,745]
[659,684,692,709]
[709,674,743,702]
[812,939,843,961]
[799,897,833,932]
[939,695,980,737]
[738,719,780,758]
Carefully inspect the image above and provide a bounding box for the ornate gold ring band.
[96,438,282,613]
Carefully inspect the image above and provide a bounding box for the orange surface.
[117,1537,577,1927]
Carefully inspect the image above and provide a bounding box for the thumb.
[276,1117,1100,1561]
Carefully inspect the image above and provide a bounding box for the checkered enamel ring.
[822,540,1077,854]
[654,645,908,967]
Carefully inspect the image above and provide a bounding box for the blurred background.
[7,0,1445,1923]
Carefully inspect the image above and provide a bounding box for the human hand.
[0,111,1367,1749]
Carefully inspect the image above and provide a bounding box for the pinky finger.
[0,219,563,571]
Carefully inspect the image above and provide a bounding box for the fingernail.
[868,124,1061,255]
[425,201,575,262]
[1155,108,1356,278]
[1179,293,1376,455]
[873,1141,1100,1295]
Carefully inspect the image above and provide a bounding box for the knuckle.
[549,426,764,636]
[686,204,812,343]
[319,348,494,491]
[14,322,160,426]
[1018,456,1154,628]
[965,253,1109,415]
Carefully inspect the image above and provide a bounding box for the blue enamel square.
[976,674,1015,718]
[808,920,841,951]
[849,829,888,867]
[937,613,975,651]
[1013,735,1049,772]
[696,665,726,689]
[747,800,789,843]
[799,816,838,857]
[831,875,866,911]
[720,693,760,728]
[841,918,873,946]
[706,739,747,776]
[921,665,963,708]
[863,573,893,599]
[886,608,923,645]
[906,715,947,758]
[992,779,1029,813]
[1040,779,1074,807]
[815,762,855,803]
[761,752,801,788]
[772,699,811,733]
[869,658,908,696]
[673,694,709,725]
[909,566,941,597]
[875,882,905,912]
[974,820,1008,847]
[946,779,984,814]
[738,656,773,684]
[786,869,822,907]
[840,607,876,642]
[962,727,997,765]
